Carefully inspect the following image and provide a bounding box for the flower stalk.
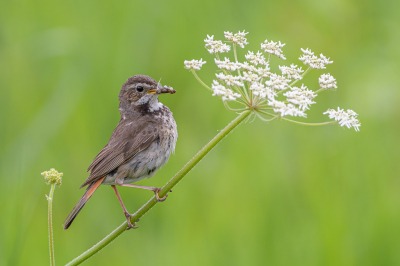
[65,110,251,266]
[47,184,56,266]
[41,168,63,266]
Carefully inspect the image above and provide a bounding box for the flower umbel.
[319,73,337,90]
[224,30,249,48]
[184,59,207,70]
[41,168,63,186]
[212,80,241,101]
[261,40,286,60]
[184,30,360,131]
[324,108,361,131]
[299,48,333,69]
[204,35,231,54]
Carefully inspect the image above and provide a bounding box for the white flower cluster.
[323,108,360,131]
[261,40,286,60]
[299,48,333,69]
[214,57,241,71]
[215,73,244,87]
[211,80,241,101]
[250,82,276,100]
[204,35,231,54]
[283,84,316,111]
[224,30,249,48]
[268,100,307,117]
[279,64,304,80]
[319,73,337,90]
[256,65,271,78]
[242,71,260,83]
[265,74,290,91]
[184,59,207,71]
[239,61,257,72]
[245,51,267,66]
[185,31,360,131]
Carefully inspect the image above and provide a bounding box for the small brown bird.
[63,75,177,229]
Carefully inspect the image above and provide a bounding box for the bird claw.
[154,188,168,202]
[125,215,140,230]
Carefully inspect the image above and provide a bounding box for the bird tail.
[63,177,105,230]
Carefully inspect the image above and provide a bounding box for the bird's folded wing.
[80,124,157,188]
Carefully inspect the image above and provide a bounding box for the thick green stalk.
[65,110,251,266]
[47,184,56,266]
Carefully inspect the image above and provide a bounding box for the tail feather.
[63,177,105,230]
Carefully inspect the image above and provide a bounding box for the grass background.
[1,0,399,265]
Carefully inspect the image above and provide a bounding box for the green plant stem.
[223,101,248,112]
[280,118,338,126]
[65,110,251,266]
[233,43,242,77]
[191,70,213,92]
[47,184,56,266]
[314,88,326,94]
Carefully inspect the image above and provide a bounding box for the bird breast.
[102,108,177,185]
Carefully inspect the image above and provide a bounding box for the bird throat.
[119,97,164,119]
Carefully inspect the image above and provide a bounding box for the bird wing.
[80,121,158,188]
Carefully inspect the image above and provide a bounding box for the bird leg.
[117,183,168,202]
[111,185,139,230]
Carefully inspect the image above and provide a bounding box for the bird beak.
[155,86,176,94]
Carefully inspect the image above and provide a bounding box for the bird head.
[118,75,175,117]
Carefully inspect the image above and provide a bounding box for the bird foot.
[125,214,140,230]
[154,188,168,202]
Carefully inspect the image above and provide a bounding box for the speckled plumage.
[64,75,177,229]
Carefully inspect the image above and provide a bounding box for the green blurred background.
[1,0,399,265]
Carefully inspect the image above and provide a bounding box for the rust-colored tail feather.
[63,177,105,230]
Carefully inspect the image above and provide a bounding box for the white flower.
[268,100,286,112]
[238,61,257,72]
[279,64,304,80]
[265,73,290,91]
[242,71,260,83]
[261,40,286,60]
[249,82,276,100]
[283,104,307,117]
[224,30,249,48]
[323,107,360,131]
[215,73,244,87]
[319,73,337,90]
[281,85,317,111]
[214,57,241,71]
[349,118,361,131]
[268,100,307,117]
[284,86,316,111]
[323,107,343,120]
[347,109,358,116]
[290,84,317,99]
[184,59,207,70]
[299,48,333,69]
[285,95,316,111]
[249,82,267,98]
[204,35,231,54]
[256,65,271,78]
[211,80,241,101]
[245,51,267,66]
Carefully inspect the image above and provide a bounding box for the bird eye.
[136,86,144,92]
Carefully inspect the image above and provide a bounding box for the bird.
[63,75,177,230]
